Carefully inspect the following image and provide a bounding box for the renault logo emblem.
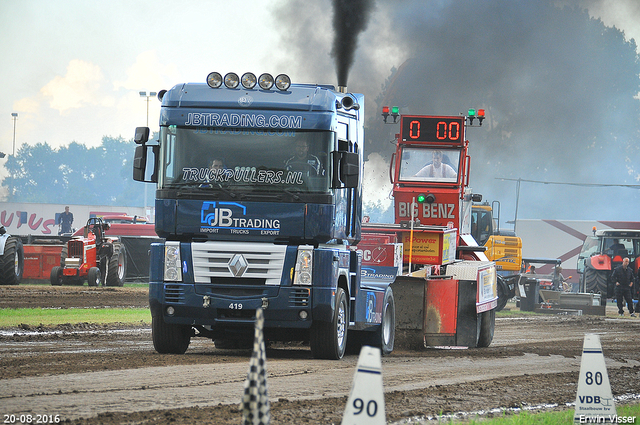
[228,254,248,277]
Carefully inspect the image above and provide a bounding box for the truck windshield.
[158,126,332,193]
[398,147,460,183]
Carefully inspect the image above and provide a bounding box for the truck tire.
[584,268,608,297]
[346,287,396,356]
[105,243,126,287]
[0,236,23,285]
[476,309,495,348]
[50,266,63,286]
[371,287,396,355]
[310,287,348,360]
[87,267,101,287]
[152,314,191,354]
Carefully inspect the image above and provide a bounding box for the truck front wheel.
[152,314,191,354]
[310,287,348,360]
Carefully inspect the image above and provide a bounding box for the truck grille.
[165,284,185,303]
[191,242,287,285]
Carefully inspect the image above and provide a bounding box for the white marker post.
[341,346,386,425]
[574,333,616,424]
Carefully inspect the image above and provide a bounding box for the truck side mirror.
[134,127,150,144]
[133,145,159,183]
[331,151,359,189]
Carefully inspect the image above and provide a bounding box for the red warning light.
[478,109,485,117]
[382,106,390,123]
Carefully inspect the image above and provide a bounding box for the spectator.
[59,206,74,235]
[551,265,567,291]
[611,257,636,317]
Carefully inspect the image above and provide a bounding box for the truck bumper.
[150,282,316,332]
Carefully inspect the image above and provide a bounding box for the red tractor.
[577,228,640,299]
[50,217,127,287]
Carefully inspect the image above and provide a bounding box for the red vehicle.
[51,217,127,286]
[577,228,640,298]
[361,112,498,348]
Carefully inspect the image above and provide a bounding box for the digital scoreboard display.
[400,116,465,144]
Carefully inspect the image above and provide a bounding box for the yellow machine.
[471,201,522,273]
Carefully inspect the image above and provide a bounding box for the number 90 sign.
[400,116,464,144]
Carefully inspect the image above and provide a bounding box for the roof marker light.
[206,72,222,88]
[258,73,274,90]
[224,72,240,89]
[275,74,291,91]
[241,72,257,89]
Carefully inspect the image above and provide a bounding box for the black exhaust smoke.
[331,0,374,88]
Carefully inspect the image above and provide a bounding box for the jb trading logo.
[200,202,280,235]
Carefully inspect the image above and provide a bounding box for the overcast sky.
[2,0,638,150]
[0,0,290,152]
[1,0,639,220]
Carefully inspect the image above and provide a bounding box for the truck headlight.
[293,245,313,285]
[164,242,182,282]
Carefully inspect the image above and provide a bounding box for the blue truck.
[132,72,396,359]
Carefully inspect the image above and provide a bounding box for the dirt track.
[1,285,640,424]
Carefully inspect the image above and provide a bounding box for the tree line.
[1,136,148,206]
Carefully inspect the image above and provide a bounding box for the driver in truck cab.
[414,150,456,180]
[285,139,325,176]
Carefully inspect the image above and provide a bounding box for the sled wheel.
[477,309,495,348]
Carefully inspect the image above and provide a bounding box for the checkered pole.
[242,307,270,425]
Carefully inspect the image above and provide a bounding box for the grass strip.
[0,308,150,327]
[460,402,640,424]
